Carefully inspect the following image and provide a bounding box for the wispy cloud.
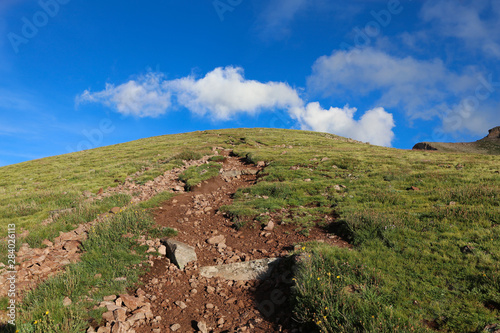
[77,73,172,118]
[255,0,308,40]
[420,0,500,58]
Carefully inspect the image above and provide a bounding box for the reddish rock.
[120,294,144,311]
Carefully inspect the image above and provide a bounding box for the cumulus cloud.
[77,65,396,146]
[77,73,171,118]
[291,103,395,146]
[306,47,496,135]
[169,67,303,119]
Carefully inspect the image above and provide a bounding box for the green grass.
[1,128,498,332]
[178,162,222,190]
[11,208,176,333]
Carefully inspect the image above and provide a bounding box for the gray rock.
[221,170,241,178]
[199,258,281,281]
[164,239,197,269]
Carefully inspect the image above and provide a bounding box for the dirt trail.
[131,152,348,333]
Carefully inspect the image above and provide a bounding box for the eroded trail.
[127,152,348,333]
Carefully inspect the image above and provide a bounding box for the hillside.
[0,128,499,332]
[413,126,500,155]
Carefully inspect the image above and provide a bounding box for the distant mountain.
[413,126,500,155]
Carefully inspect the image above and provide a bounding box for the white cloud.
[291,103,395,146]
[420,0,500,58]
[306,47,494,135]
[77,73,171,118]
[169,67,303,119]
[77,66,396,146]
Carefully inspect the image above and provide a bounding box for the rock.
[163,239,198,269]
[113,308,127,322]
[63,296,72,306]
[263,221,275,231]
[97,327,111,333]
[408,186,420,191]
[197,321,208,333]
[207,235,226,245]
[205,303,214,309]
[222,170,241,178]
[461,245,474,254]
[170,323,181,331]
[120,294,144,311]
[87,327,97,333]
[173,185,184,192]
[158,245,167,256]
[412,143,438,151]
[111,322,129,333]
[110,207,121,214]
[175,301,187,309]
[199,258,281,281]
[256,161,266,167]
[42,239,53,247]
[103,295,117,302]
[63,240,81,252]
[102,310,114,322]
[127,312,146,323]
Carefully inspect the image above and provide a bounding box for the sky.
[0,0,499,166]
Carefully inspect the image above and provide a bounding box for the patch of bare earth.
[130,153,348,333]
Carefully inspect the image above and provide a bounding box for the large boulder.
[163,239,197,269]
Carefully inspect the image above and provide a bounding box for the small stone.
[103,295,117,302]
[206,286,215,294]
[113,308,127,322]
[94,273,102,279]
[158,245,167,256]
[102,310,114,322]
[175,301,187,309]
[170,323,181,331]
[42,239,53,247]
[263,221,274,231]
[120,294,144,311]
[197,321,208,333]
[63,296,72,306]
[206,303,214,309]
[207,235,226,245]
[110,207,121,214]
[304,178,311,182]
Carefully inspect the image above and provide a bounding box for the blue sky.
[1,0,499,166]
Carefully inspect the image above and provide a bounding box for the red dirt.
[133,153,349,333]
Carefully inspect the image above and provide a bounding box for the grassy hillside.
[1,128,499,332]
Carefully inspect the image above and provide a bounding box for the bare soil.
[133,153,348,333]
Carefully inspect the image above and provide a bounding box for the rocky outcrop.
[412,142,438,151]
[412,126,500,154]
[485,126,500,139]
